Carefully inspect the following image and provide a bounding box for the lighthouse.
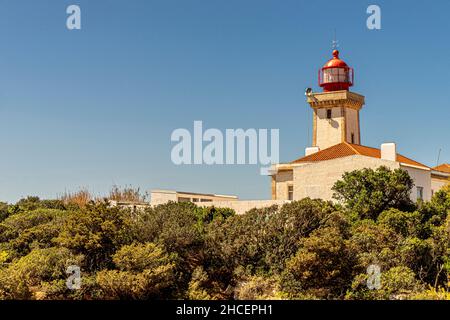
[306,50,365,151]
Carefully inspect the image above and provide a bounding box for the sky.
[0,0,449,203]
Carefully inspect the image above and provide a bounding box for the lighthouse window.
[338,68,347,82]
[323,69,336,83]
[351,133,355,144]
[326,109,332,119]
[322,68,348,83]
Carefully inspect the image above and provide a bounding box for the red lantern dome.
[319,50,354,92]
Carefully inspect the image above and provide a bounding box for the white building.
[150,49,449,213]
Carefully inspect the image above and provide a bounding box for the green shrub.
[333,166,414,220]
[96,242,176,299]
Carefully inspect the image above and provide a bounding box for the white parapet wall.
[110,199,291,215]
[150,189,290,215]
[196,200,292,215]
[150,189,238,206]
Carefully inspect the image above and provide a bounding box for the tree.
[129,202,206,296]
[55,202,132,271]
[233,275,280,300]
[260,199,339,273]
[131,202,203,257]
[377,209,421,238]
[0,203,9,223]
[416,186,450,235]
[96,242,176,299]
[399,237,434,281]
[186,266,214,300]
[203,209,270,295]
[204,199,338,280]
[15,196,42,212]
[195,206,235,226]
[348,219,402,272]
[332,166,414,220]
[346,266,422,300]
[280,226,358,299]
[0,208,67,257]
[0,247,83,300]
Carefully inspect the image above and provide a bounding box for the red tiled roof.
[291,142,429,169]
[433,164,450,173]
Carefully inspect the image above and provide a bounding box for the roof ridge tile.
[290,142,429,169]
[345,142,361,155]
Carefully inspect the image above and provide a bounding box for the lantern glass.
[322,68,349,83]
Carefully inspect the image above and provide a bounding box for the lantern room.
[319,50,354,92]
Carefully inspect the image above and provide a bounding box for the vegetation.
[0,167,449,300]
[108,185,147,203]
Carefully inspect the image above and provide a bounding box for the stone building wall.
[292,155,400,201]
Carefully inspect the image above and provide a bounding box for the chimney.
[381,143,396,161]
[305,147,320,156]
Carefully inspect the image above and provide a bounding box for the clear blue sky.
[0,0,449,203]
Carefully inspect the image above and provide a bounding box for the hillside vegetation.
[0,166,449,300]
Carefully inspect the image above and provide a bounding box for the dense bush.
[280,226,357,299]
[0,167,448,300]
[0,247,83,299]
[96,243,177,299]
[332,166,415,219]
[55,202,131,271]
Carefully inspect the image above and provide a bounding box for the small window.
[288,185,294,201]
[178,197,191,203]
[192,198,199,202]
[326,109,332,119]
[351,133,355,144]
[200,199,212,202]
[417,187,424,201]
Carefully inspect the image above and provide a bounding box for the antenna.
[332,29,339,50]
[436,148,442,167]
